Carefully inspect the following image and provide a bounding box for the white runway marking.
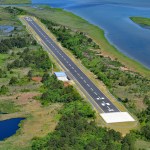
[94,92,97,95]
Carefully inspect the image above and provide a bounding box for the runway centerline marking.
[24,17,120,114]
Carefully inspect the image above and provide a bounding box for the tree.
[0,85,9,94]
[121,143,129,150]
[9,77,18,85]
[31,39,37,45]
[143,95,150,105]
[41,73,50,83]
[122,134,135,150]
[0,68,7,78]
[87,38,92,43]
[141,125,150,140]
[27,70,33,80]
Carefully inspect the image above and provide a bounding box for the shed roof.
[54,72,67,77]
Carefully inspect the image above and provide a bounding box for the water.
[0,25,14,33]
[32,0,150,69]
[0,118,24,141]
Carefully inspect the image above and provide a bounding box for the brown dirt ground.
[64,81,70,87]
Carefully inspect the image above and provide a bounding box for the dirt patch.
[15,92,40,105]
[120,66,129,71]
[134,100,147,111]
[64,81,70,87]
[0,92,40,106]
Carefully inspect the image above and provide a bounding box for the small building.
[54,72,68,81]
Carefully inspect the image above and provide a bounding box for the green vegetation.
[0,54,9,66]
[135,139,150,150]
[0,85,9,94]
[0,100,19,113]
[60,101,95,118]
[130,17,150,27]
[0,0,31,5]
[0,37,30,53]
[0,68,7,78]
[7,48,52,72]
[4,6,27,15]
[41,74,82,105]
[134,105,150,141]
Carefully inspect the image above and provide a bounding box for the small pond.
[0,118,25,141]
[0,25,14,33]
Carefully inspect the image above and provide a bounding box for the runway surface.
[24,17,120,113]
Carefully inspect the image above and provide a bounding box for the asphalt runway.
[24,17,120,113]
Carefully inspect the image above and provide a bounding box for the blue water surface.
[32,0,150,69]
[0,118,24,141]
[0,25,14,33]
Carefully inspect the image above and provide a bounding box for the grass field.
[135,140,150,150]
[20,6,150,78]
[0,0,31,4]
[0,54,9,66]
[0,7,15,25]
[0,100,19,113]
